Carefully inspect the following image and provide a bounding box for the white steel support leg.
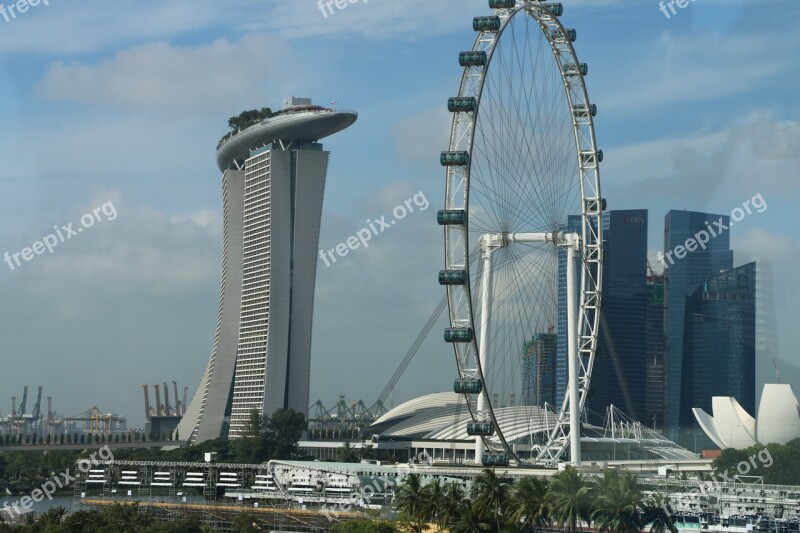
[475,242,494,464]
[566,240,581,466]
[471,230,580,465]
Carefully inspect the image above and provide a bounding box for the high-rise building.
[662,210,733,433]
[645,274,665,430]
[520,330,557,407]
[681,262,756,428]
[583,210,648,425]
[178,98,357,443]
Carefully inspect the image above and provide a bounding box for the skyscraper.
[645,274,665,430]
[178,98,357,443]
[520,331,557,407]
[585,210,648,425]
[681,262,756,428]
[662,210,733,433]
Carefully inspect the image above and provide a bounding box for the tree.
[331,520,399,533]
[642,493,678,533]
[235,409,270,463]
[511,476,550,531]
[592,470,643,533]
[549,465,594,532]
[440,481,465,529]
[266,408,306,460]
[422,478,447,530]
[450,503,492,533]
[395,473,429,532]
[336,442,361,463]
[471,469,511,531]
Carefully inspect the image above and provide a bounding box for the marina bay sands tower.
[178,98,357,442]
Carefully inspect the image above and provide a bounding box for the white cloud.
[34,35,301,113]
[0,1,224,54]
[602,113,800,208]
[596,30,800,114]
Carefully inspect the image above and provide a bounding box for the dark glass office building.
[584,210,648,424]
[520,331,557,407]
[646,275,665,430]
[663,210,733,433]
[680,262,756,427]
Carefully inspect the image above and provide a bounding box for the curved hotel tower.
[178,98,357,442]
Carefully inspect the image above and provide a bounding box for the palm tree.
[511,476,551,531]
[335,441,360,463]
[548,465,594,532]
[592,470,643,533]
[395,473,430,532]
[423,478,447,530]
[450,502,493,533]
[472,469,511,531]
[642,493,678,533]
[440,481,466,529]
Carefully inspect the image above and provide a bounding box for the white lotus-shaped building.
[693,384,800,449]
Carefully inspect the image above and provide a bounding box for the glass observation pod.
[542,3,564,16]
[553,28,577,42]
[467,422,495,436]
[482,453,510,467]
[441,151,470,167]
[444,327,475,343]
[584,198,608,213]
[580,149,604,164]
[437,209,467,225]
[473,16,502,32]
[448,97,477,113]
[453,379,483,394]
[573,104,598,118]
[489,0,515,8]
[439,270,468,286]
[564,63,589,76]
[459,51,487,67]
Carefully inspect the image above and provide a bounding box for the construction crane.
[31,386,43,422]
[372,295,447,411]
[17,386,28,418]
[65,407,126,435]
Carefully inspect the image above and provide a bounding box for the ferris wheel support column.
[565,234,581,466]
[474,235,499,464]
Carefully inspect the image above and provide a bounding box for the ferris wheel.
[439,0,603,466]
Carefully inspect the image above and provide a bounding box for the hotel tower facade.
[178,98,357,442]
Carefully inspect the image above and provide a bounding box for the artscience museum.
[693,384,800,449]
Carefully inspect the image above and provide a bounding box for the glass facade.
[520,331,557,407]
[663,210,733,432]
[680,262,756,427]
[646,276,665,430]
[586,210,648,425]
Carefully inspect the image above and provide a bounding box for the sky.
[0,0,798,428]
